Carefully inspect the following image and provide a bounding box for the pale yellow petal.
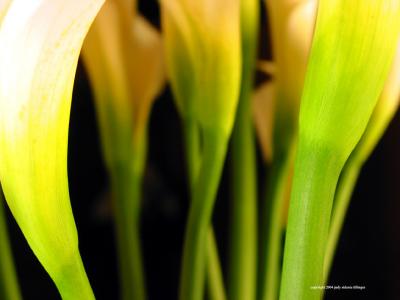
[130,15,165,138]
[0,0,103,294]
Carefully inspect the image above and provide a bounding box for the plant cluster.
[0,0,399,299]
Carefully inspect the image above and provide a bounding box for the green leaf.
[0,0,103,298]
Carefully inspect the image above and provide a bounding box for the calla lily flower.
[281,0,400,299]
[82,0,164,168]
[0,0,103,298]
[82,1,164,299]
[161,0,241,137]
[0,0,11,21]
[161,1,241,300]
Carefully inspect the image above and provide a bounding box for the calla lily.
[161,1,241,300]
[82,0,164,168]
[0,0,11,22]
[0,0,103,298]
[82,1,165,299]
[280,1,400,299]
[161,0,241,137]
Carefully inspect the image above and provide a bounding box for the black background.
[2,1,400,299]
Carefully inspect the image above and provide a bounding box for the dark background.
[2,1,400,299]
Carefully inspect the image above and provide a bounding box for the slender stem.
[111,136,147,300]
[323,162,361,283]
[179,130,228,300]
[183,118,227,300]
[206,230,226,300]
[279,141,343,300]
[228,0,259,297]
[229,78,257,300]
[258,147,294,300]
[54,251,95,300]
[0,194,22,300]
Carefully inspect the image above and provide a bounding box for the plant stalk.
[279,141,343,300]
[183,118,226,300]
[228,0,259,297]
[179,129,229,300]
[229,77,257,300]
[111,135,147,300]
[258,147,294,300]
[0,193,22,300]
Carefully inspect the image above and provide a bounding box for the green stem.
[0,194,22,300]
[279,142,343,300]
[229,79,257,300]
[54,251,95,300]
[179,129,228,300]
[111,137,147,300]
[228,0,260,296]
[183,119,226,300]
[258,147,294,300]
[323,162,361,283]
[206,230,226,300]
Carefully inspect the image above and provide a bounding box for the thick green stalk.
[229,72,257,300]
[0,194,21,300]
[179,130,229,300]
[111,136,147,300]
[258,146,295,300]
[323,162,360,283]
[280,141,344,300]
[183,118,226,300]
